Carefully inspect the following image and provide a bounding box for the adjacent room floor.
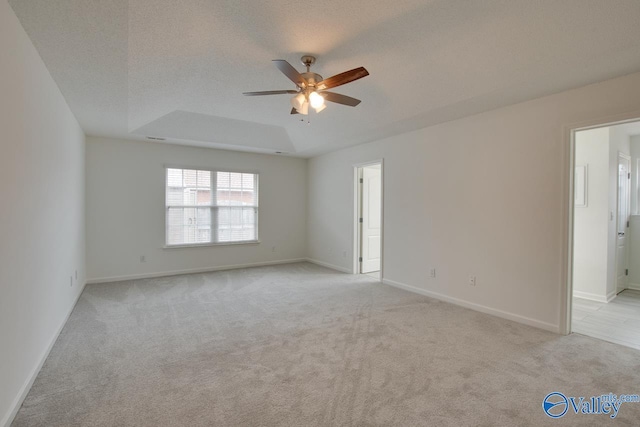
[572,289,640,351]
[13,263,640,426]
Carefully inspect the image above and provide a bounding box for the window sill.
[163,240,260,249]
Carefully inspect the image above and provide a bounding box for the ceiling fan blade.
[273,60,307,88]
[290,108,299,115]
[317,67,369,90]
[243,90,298,96]
[322,91,362,107]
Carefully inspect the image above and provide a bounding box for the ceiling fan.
[243,55,369,115]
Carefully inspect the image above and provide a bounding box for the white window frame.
[164,166,260,248]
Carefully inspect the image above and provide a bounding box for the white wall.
[573,128,609,301]
[0,2,86,426]
[308,71,640,332]
[629,214,640,289]
[628,135,640,287]
[86,137,307,282]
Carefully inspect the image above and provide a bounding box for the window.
[166,168,258,246]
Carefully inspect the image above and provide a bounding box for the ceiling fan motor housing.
[301,72,323,87]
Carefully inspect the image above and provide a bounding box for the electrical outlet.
[468,275,476,286]
[70,276,73,287]
[343,250,347,258]
[430,268,436,278]
[140,255,146,263]
[272,246,276,252]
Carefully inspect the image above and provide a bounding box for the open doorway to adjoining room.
[569,120,640,350]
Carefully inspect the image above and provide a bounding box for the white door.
[361,165,381,273]
[616,153,631,294]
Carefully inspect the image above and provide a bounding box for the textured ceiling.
[8,0,640,157]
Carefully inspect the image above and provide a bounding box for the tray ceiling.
[9,0,640,157]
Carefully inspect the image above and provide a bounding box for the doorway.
[355,161,383,280]
[568,119,640,350]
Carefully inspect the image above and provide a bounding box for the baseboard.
[382,278,559,333]
[573,289,615,303]
[1,281,87,427]
[627,283,640,291]
[305,258,353,274]
[86,258,308,284]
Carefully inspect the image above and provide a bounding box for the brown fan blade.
[290,108,299,115]
[317,67,369,90]
[273,60,307,88]
[322,91,361,107]
[243,90,298,96]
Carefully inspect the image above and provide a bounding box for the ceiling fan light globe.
[299,101,309,115]
[309,91,325,108]
[290,93,306,110]
[314,103,326,113]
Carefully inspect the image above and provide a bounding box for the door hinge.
[359,257,363,262]
[359,178,363,184]
[627,220,630,228]
[359,217,363,223]
[629,172,631,179]
[626,269,629,276]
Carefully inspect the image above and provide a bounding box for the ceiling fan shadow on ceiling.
[243,55,369,116]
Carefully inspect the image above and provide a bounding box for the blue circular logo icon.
[543,392,568,418]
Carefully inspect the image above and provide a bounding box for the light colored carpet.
[12,262,640,426]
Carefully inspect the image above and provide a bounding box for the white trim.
[561,124,575,336]
[1,282,87,427]
[163,240,260,249]
[306,258,353,274]
[164,163,261,175]
[382,278,559,333]
[353,167,360,275]
[627,283,640,291]
[352,159,385,168]
[572,290,617,303]
[86,258,307,284]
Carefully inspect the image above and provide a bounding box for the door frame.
[353,159,384,281]
[562,112,640,336]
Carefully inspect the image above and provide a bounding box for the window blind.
[166,168,258,246]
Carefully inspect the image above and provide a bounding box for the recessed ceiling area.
[8,0,640,157]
